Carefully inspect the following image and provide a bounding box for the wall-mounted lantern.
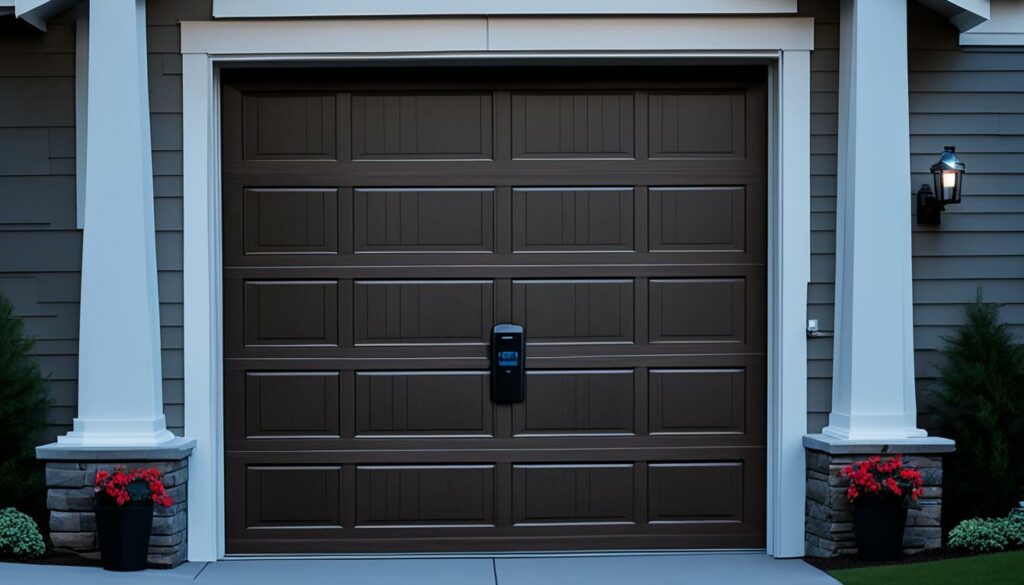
[917,146,966,226]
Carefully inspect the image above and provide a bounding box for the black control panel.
[491,324,525,403]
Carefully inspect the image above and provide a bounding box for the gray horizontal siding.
[148,0,214,436]
[801,0,839,435]
[804,2,1024,434]
[907,2,1024,429]
[0,0,213,442]
[0,14,80,444]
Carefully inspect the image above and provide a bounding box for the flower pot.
[852,496,907,561]
[95,499,154,571]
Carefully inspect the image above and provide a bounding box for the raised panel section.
[648,187,746,252]
[355,371,492,436]
[351,93,493,160]
[243,188,339,255]
[648,462,744,523]
[245,466,342,528]
[513,188,633,252]
[649,369,745,435]
[243,94,336,160]
[649,278,745,344]
[244,281,339,347]
[355,466,495,527]
[354,188,494,252]
[512,464,635,525]
[648,92,745,159]
[512,93,634,159]
[513,280,633,345]
[245,372,341,438]
[354,280,493,345]
[513,370,634,436]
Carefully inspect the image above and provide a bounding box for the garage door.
[222,67,767,554]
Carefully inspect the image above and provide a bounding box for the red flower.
[94,467,173,508]
[840,455,921,504]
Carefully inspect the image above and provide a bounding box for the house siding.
[802,0,840,434]
[803,2,1024,434]
[2,0,1020,443]
[0,13,80,444]
[145,0,215,436]
[907,3,1024,429]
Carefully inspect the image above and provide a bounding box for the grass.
[829,551,1024,585]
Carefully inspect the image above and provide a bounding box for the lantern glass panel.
[932,170,962,205]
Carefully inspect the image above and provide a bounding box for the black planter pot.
[853,496,908,561]
[95,499,154,571]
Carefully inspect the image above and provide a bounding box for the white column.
[59,0,174,446]
[824,0,926,441]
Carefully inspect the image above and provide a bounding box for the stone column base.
[36,438,195,568]
[802,434,955,558]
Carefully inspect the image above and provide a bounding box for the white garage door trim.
[181,16,812,562]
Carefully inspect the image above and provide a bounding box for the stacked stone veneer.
[805,450,944,558]
[37,440,194,569]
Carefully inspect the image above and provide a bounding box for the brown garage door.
[222,67,767,554]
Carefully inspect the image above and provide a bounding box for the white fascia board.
[182,16,814,55]
[488,17,814,52]
[960,0,1024,45]
[917,0,990,31]
[15,0,80,31]
[213,0,797,19]
[182,18,489,55]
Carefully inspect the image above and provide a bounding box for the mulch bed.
[805,547,978,572]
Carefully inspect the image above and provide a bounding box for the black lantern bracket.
[916,146,966,226]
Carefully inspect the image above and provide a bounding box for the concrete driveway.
[0,552,839,585]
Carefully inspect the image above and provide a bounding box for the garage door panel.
[513,279,634,345]
[648,187,746,252]
[243,280,339,347]
[513,188,634,252]
[511,93,634,159]
[242,93,337,161]
[648,92,746,160]
[648,462,745,524]
[243,371,341,439]
[513,370,634,436]
[354,280,494,345]
[355,465,495,527]
[355,371,493,437]
[649,278,746,345]
[241,188,339,255]
[648,369,746,436]
[245,466,344,528]
[353,188,495,253]
[512,464,635,525]
[351,93,493,161]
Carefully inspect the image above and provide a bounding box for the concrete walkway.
[0,553,839,585]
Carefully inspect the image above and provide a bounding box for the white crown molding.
[212,0,799,19]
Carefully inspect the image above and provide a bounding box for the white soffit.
[959,0,1024,45]
[212,0,798,19]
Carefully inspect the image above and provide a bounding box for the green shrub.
[0,508,45,559]
[0,293,51,509]
[938,291,1024,530]
[948,511,1024,554]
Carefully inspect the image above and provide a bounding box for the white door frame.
[181,16,813,561]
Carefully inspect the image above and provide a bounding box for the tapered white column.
[58,0,173,446]
[824,0,926,440]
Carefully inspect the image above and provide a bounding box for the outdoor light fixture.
[917,146,966,226]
